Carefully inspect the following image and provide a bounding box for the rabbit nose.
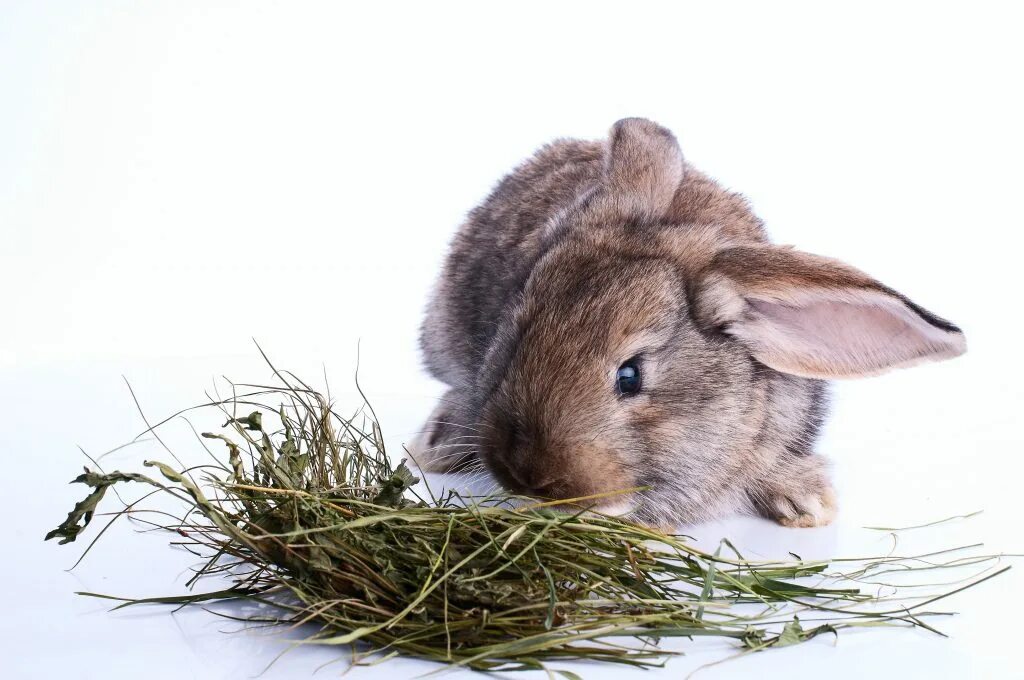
[506,465,563,495]
[496,422,566,495]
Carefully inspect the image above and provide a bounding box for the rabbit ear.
[602,118,684,218]
[694,245,967,378]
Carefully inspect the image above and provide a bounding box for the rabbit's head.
[471,119,966,524]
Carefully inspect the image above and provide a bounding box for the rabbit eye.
[615,359,642,396]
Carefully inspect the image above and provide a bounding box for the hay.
[45,359,1009,674]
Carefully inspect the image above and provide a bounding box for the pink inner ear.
[737,293,966,379]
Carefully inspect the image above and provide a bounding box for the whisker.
[417,450,479,469]
[419,420,490,434]
[420,442,479,455]
[447,457,484,475]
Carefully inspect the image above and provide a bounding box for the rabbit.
[412,118,965,528]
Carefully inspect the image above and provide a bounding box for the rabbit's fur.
[415,118,965,528]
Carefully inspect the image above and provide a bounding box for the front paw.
[770,486,837,528]
[749,457,837,528]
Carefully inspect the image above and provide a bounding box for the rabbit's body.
[416,119,965,528]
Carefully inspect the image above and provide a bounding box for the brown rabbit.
[414,118,965,528]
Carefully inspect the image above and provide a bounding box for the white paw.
[773,487,837,528]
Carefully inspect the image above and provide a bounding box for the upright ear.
[694,245,966,378]
[602,118,684,218]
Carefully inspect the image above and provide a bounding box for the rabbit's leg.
[407,389,480,473]
[747,454,837,528]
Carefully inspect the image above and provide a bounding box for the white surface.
[2,2,1023,678]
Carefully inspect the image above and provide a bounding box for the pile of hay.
[46,363,1006,673]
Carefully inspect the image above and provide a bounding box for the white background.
[2,2,1023,678]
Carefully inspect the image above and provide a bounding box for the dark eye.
[616,359,642,396]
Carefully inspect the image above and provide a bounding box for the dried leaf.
[44,469,157,544]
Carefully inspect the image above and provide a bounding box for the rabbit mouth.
[588,497,640,518]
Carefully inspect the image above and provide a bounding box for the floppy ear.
[694,245,967,378]
[602,118,684,218]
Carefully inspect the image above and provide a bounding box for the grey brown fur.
[415,118,965,528]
